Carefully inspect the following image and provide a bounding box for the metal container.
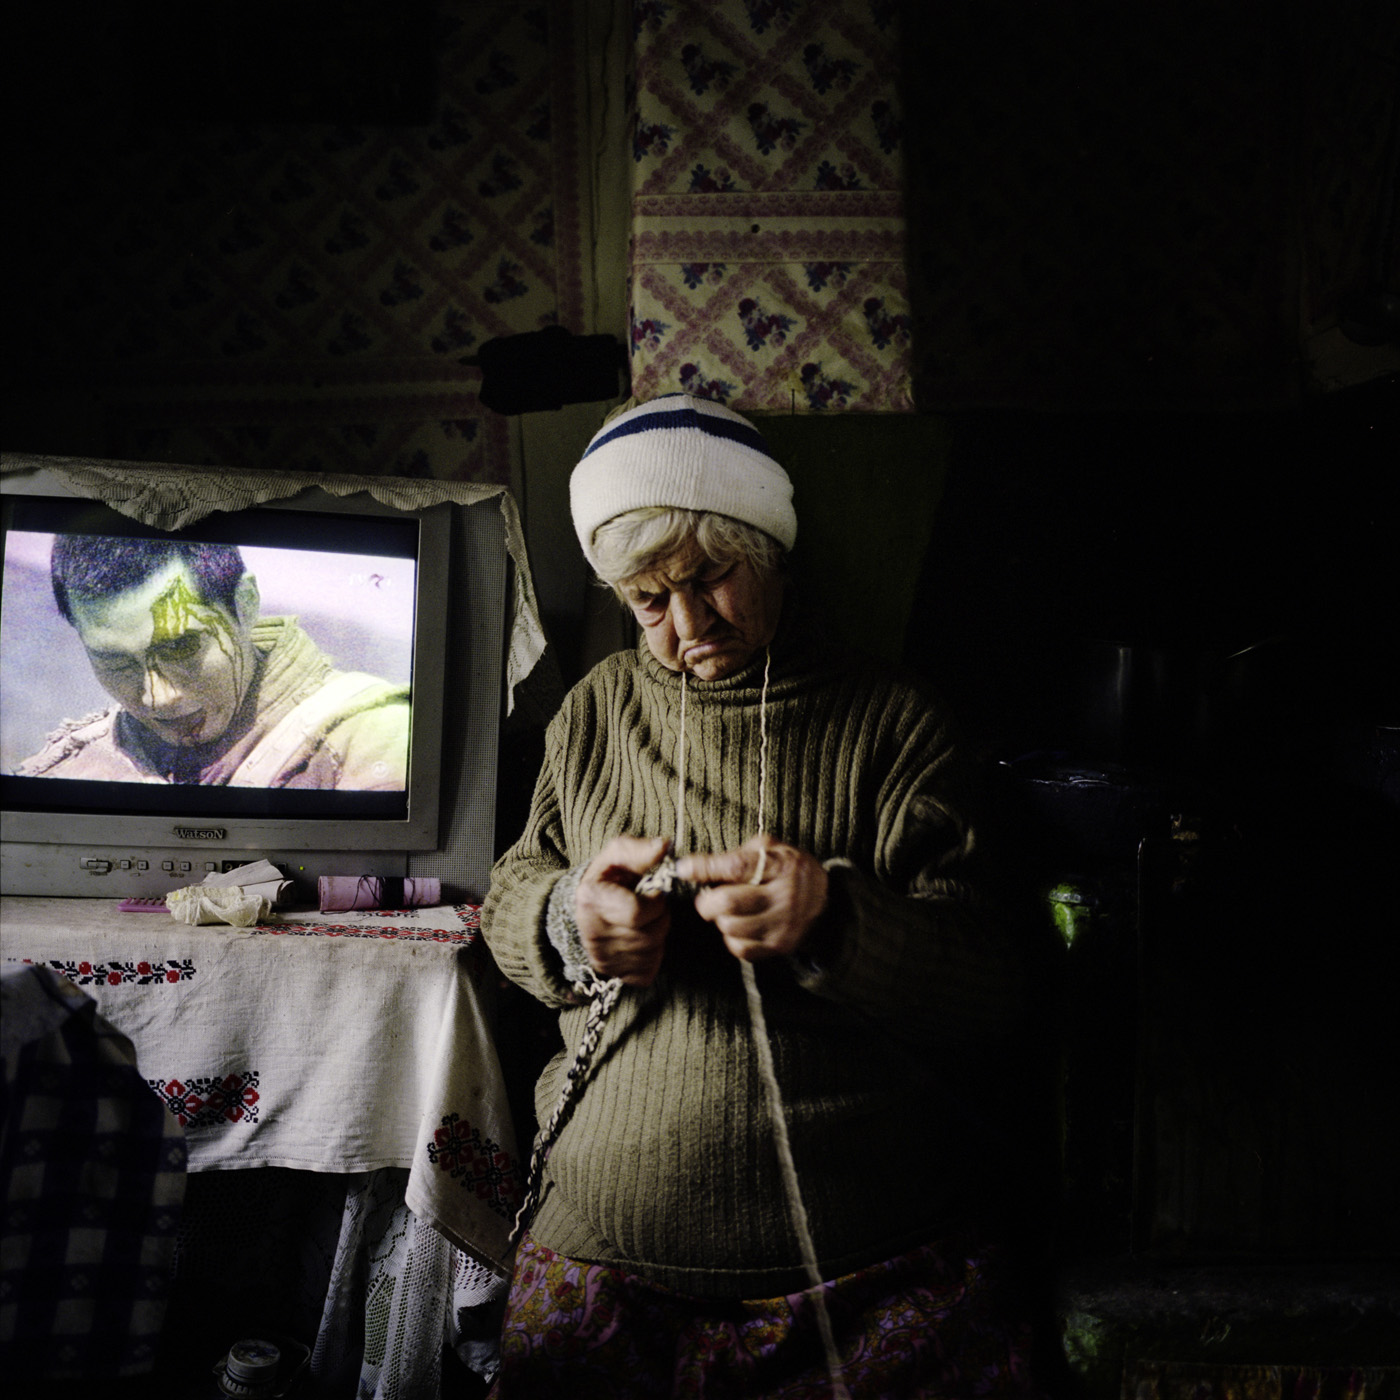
[212,1335,309,1398]
[215,1340,281,1398]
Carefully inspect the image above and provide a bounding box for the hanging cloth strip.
[509,652,850,1398]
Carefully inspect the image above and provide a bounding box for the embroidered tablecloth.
[0,897,522,1279]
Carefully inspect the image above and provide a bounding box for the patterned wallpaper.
[628,0,913,412]
[9,0,1393,463]
[15,1,592,482]
[626,0,1396,413]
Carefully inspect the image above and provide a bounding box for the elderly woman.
[482,395,1044,1398]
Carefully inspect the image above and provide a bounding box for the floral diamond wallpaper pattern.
[628,0,913,412]
[625,0,1396,412]
[12,0,1394,466]
[21,1,590,482]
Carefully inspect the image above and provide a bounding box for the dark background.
[3,1,1397,1393]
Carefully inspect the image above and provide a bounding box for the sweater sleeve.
[480,730,583,1009]
[792,695,1028,1047]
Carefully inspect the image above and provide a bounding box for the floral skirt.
[490,1232,1046,1399]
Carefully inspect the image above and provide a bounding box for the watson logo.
[174,827,226,841]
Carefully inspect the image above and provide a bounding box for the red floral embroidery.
[48,958,196,986]
[426,1111,521,1219]
[149,1071,260,1127]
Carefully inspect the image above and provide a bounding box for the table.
[0,895,525,1396]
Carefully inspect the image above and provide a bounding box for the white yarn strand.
[742,648,850,1398]
[510,969,621,1243]
[675,671,688,853]
[752,648,771,885]
[739,961,849,1397]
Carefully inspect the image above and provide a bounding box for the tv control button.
[83,859,112,873]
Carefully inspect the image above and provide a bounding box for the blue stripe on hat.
[581,401,772,461]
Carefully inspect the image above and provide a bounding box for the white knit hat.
[570,394,797,570]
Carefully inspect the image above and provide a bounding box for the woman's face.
[620,539,784,681]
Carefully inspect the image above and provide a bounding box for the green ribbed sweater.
[482,620,1027,1297]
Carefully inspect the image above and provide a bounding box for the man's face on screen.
[70,561,261,748]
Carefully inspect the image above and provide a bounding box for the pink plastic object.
[118,896,168,912]
[317,876,440,912]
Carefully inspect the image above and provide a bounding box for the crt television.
[1,460,511,903]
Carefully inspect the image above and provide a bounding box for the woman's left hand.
[676,835,828,962]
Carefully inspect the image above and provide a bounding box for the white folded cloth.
[166,885,270,927]
[165,860,291,926]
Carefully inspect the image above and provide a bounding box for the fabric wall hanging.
[628,0,912,412]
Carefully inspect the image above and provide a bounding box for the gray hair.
[591,507,786,591]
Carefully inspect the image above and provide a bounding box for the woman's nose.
[670,588,713,639]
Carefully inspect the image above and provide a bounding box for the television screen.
[3,500,419,816]
[0,471,469,899]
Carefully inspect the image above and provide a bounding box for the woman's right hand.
[574,835,672,986]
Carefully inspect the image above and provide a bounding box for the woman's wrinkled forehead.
[621,539,723,593]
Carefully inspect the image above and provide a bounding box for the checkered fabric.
[0,965,187,1380]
